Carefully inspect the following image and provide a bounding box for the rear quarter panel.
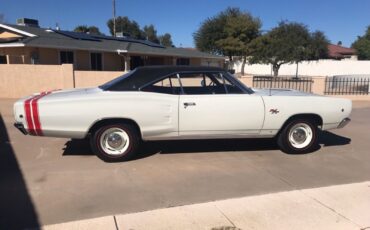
[38,91,179,139]
[262,95,352,134]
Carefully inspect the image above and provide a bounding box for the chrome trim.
[337,118,351,129]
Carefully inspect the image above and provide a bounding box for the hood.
[252,88,316,96]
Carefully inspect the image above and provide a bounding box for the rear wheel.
[277,119,318,154]
[90,123,139,162]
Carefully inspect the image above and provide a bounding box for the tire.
[277,119,318,154]
[90,123,140,162]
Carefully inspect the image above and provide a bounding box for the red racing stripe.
[24,96,36,135]
[31,91,52,136]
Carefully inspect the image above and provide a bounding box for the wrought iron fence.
[252,76,313,93]
[324,77,370,95]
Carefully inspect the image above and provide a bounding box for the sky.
[1,0,369,47]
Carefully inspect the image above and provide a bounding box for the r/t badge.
[269,109,279,114]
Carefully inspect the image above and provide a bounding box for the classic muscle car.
[13,66,351,162]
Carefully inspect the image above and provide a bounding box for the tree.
[352,26,370,60]
[159,33,174,47]
[143,24,159,43]
[106,16,173,45]
[74,25,89,33]
[87,26,102,35]
[193,11,226,55]
[307,31,329,60]
[337,41,342,46]
[73,25,102,35]
[107,16,144,39]
[194,7,261,74]
[249,22,329,76]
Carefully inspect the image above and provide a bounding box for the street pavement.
[43,181,370,230]
[1,99,370,229]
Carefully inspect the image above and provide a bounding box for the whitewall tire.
[90,123,139,162]
[277,119,318,154]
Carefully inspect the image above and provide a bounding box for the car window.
[99,69,137,91]
[179,72,245,95]
[224,72,254,94]
[179,72,226,95]
[141,75,181,95]
[214,73,244,94]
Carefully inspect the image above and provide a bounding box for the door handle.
[184,102,196,108]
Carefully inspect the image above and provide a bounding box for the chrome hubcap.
[100,128,130,155]
[288,123,313,149]
[107,133,125,149]
[292,128,307,144]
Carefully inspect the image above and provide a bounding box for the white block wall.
[233,59,370,76]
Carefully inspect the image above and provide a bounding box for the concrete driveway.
[1,99,370,229]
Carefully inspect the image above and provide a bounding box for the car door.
[178,72,265,138]
[139,74,181,139]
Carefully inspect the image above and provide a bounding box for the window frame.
[223,72,255,94]
[139,70,251,95]
[178,72,228,95]
[176,58,190,66]
[0,55,7,64]
[140,74,182,95]
[59,50,74,65]
[90,52,103,71]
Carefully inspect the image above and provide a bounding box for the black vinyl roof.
[100,65,226,91]
[134,65,225,75]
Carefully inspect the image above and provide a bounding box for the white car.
[13,66,352,162]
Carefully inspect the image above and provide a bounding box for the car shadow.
[62,130,351,160]
[63,138,94,156]
[0,115,40,229]
[319,131,351,146]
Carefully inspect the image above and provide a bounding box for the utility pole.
[113,0,116,37]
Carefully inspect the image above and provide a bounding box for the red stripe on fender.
[31,91,52,136]
[24,97,36,135]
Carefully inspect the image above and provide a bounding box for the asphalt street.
[1,99,369,229]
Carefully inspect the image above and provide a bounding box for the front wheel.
[277,119,318,154]
[90,123,140,162]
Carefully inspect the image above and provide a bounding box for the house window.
[90,53,103,70]
[176,58,190,66]
[0,55,7,64]
[60,51,74,64]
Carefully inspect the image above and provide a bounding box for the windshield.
[99,69,137,90]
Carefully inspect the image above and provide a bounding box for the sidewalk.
[43,181,370,230]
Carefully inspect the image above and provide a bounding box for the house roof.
[0,24,224,60]
[328,44,356,59]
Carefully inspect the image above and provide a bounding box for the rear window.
[99,69,139,91]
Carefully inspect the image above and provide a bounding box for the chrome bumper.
[337,118,351,129]
[14,122,28,135]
